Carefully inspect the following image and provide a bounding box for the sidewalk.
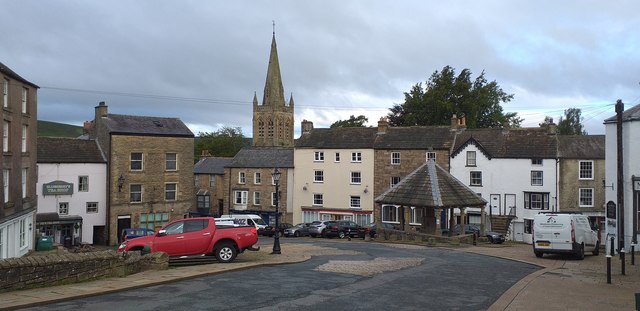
[1,242,638,310]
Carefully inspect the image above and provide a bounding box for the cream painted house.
[293,121,375,225]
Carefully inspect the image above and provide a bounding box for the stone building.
[193,154,233,217]
[557,135,606,241]
[0,62,38,259]
[86,102,194,245]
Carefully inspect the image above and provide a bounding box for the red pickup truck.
[117,217,259,263]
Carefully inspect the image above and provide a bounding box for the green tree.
[330,115,369,128]
[557,108,586,135]
[195,126,249,159]
[539,116,555,128]
[387,66,518,128]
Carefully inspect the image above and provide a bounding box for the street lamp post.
[272,168,281,254]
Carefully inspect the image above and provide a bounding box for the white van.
[221,214,267,230]
[532,213,600,259]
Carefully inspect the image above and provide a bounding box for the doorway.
[117,215,131,244]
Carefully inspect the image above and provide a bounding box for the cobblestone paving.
[314,257,425,277]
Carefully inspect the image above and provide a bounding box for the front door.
[490,194,501,216]
[505,194,516,216]
[117,216,131,244]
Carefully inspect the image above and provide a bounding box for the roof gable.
[38,137,105,163]
[104,114,193,137]
[295,127,377,149]
[373,126,455,150]
[452,128,557,159]
[557,135,605,159]
[227,147,294,168]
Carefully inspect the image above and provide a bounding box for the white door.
[513,221,524,242]
[490,194,501,216]
[505,194,516,216]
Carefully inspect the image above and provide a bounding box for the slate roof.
[103,114,193,137]
[227,147,294,168]
[0,61,39,88]
[604,102,640,123]
[557,135,605,159]
[193,157,234,174]
[295,127,377,149]
[38,137,105,163]
[373,126,455,150]
[375,160,487,208]
[451,127,557,159]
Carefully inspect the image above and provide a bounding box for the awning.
[36,213,83,225]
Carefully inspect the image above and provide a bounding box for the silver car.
[308,220,331,238]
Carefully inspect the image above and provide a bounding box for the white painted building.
[293,121,375,225]
[604,102,640,251]
[450,127,559,243]
[36,138,107,245]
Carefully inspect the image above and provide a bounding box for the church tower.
[252,31,294,147]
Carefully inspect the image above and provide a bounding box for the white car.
[532,213,600,259]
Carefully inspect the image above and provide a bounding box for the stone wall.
[375,228,476,246]
[0,250,168,293]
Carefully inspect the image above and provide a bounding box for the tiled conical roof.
[375,160,486,208]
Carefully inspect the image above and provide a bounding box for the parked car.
[284,223,312,237]
[533,213,599,259]
[485,231,506,244]
[117,217,260,263]
[308,220,332,238]
[451,224,481,235]
[121,228,155,242]
[259,223,293,237]
[361,222,395,238]
[324,220,363,239]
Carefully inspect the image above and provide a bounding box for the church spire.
[262,32,285,108]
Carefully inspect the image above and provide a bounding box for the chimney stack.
[95,101,108,121]
[301,120,313,135]
[377,117,389,134]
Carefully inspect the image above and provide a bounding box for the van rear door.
[534,214,571,251]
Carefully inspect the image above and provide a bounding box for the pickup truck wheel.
[338,231,346,239]
[215,242,237,263]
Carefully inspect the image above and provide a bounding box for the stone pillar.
[448,208,455,237]
[403,206,411,231]
[423,208,436,234]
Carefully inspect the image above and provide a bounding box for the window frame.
[86,202,99,213]
[234,190,248,205]
[2,78,8,108]
[253,191,261,205]
[531,159,543,166]
[21,125,27,153]
[238,171,246,184]
[130,184,142,203]
[313,193,323,206]
[21,168,27,198]
[350,195,361,209]
[130,152,143,171]
[390,176,401,188]
[3,169,8,203]
[470,171,483,186]
[531,171,543,186]
[466,151,476,166]
[426,152,436,162]
[78,175,89,192]
[165,183,177,201]
[350,171,362,184]
[578,188,594,207]
[314,151,324,162]
[579,160,594,180]
[58,202,69,215]
[524,192,550,210]
[410,207,423,225]
[382,205,399,223]
[21,87,27,114]
[351,152,362,163]
[254,172,262,184]
[3,121,9,153]
[314,170,324,183]
[197,194,210,209]
[334,152,340,162]
[165,153,177,171]
[391,152,401,165]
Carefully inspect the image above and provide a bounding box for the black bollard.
[621,248,625,276]
[632,244,635,266]
[607,254,611,284]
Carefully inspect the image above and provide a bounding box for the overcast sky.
[2,1,638,136]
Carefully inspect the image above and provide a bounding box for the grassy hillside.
[37,120,84,138]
